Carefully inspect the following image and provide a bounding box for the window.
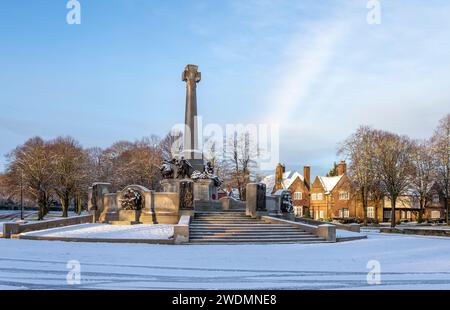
[384,210,391,220]
[339,191,350,200]
[293,192,302,200]
[311,193,317,201]
[432,194,440,204]
[294,206,303,217]
[367,207,375,219]
[343,209,350,218]
[317,193,324,200]
[319,210,324,219]
[431,211,440,219]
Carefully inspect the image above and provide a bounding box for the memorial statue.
[280,191,294,214]
[190,161,224,187]
[160,159,174,179]
[120,188,144,211]
[177,157,192,179]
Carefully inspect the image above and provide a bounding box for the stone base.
[140,212,179,224]
[102,210,179,225]
[119,210,142,223]
[194,200,223,212]
[193,179,218,201]
[109,221,142,226]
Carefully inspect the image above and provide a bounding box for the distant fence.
[294,217,361,233]
[2,214,95,238]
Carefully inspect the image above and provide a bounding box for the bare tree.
[5,137,55,220]
[159,131,183,160]
[410,139,435,223]
[432,114,450,224]
[373,130,414,227]
[338,126,378,225]
[224,131,258,200]
[204,138,226,178]
[49,136,88,217]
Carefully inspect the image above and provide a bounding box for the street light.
[20,169,24,220]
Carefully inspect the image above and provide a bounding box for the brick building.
[261,164,311,216]
[263,161,446,223]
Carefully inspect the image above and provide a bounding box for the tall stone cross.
[182,64,202,161]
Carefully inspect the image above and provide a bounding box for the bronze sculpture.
[120,188,144,211]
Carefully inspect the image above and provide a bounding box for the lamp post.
[20,170,24,220]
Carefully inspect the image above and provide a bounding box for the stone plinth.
[193,179,217,201]
[88,183,111,213]
[118,210,142,223]
[160,179,194,210]
[246,183,267,218]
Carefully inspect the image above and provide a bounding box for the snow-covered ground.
[336,229,366,239]
[0,231,450,290]
[21,223,174,240]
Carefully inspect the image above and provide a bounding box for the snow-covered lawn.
[21,223,174,240]
[1,231,450,290]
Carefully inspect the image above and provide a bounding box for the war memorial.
[2,65,365,244]
[78,64,350,244]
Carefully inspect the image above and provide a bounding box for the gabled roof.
[261,171,305,195]
[318,175,343,194]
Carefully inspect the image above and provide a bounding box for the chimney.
[274,163,285,191]
[303,166,311,188]
[337,161,347,176]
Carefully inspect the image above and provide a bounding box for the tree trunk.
[75,196,82,215]
[391,196,397,228]
[362,189,368,226]
[37,191,47,221]
[61,195,69,218]
[418,196,425,223]
[446,195,449,225]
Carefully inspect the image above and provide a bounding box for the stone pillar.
[246,183,267,218]
[182,64,202,161]
[317,224,337,242]
[88,182,111,221]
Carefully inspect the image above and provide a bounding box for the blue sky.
[1,0,449,177]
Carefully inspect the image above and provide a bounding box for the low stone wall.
[261,216,336,242]
[296,217,361,233]
[2,215,95,239]
[380,227,450,237]
[220,197,245,211]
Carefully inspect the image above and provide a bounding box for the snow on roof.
[318,175,343,194]
[261,171,304,195]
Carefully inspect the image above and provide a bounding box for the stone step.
[191,228,305,233]
[190,233,319,238]
[195,211,246,216]
[189,232,313,239]
[194,216,253,219]
[190,223,293,228]
[192,221,265,224]
[189,238,324,243]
